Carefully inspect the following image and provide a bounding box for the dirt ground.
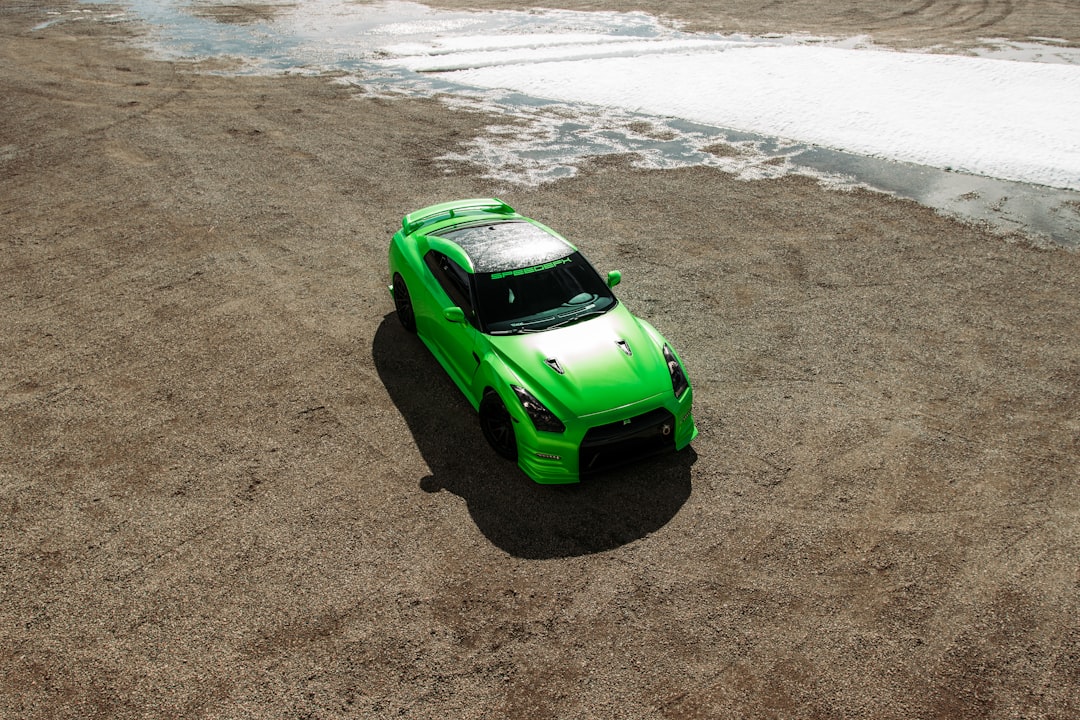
[2,1,1078,718]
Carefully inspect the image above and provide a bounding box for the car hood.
[486,304,670,418]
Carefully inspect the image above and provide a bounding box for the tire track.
[852,0,1018,39]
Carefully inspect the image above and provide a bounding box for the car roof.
[434,220,574,274]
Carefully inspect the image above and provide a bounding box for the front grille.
[579,407,676,475]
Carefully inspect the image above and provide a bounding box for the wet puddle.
[62,0,1080,248]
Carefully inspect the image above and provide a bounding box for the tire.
[480,391,518,461]
[392,273,416,333]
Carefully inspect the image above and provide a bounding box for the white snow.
[390,40,1080,191]
[106,0,1080,192]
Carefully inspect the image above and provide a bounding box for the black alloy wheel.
[392,273,416,333]
[480,391,518,461]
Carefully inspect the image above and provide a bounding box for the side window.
[424,251,477,326]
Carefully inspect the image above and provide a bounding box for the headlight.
[662,345,689,399]
[511,385,565,433]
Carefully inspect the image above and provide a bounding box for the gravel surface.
[2,2,1078,718]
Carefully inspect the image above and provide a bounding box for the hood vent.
[616,340,633,357]
[545,357,565,375]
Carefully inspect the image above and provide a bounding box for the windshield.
[474,252,617,334]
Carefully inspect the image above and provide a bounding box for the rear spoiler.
[401,198,515,236]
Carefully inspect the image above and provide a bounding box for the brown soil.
[2,2,1078,718]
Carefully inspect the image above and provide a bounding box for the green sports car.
[388,198,697,484]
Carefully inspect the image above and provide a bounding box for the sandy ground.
[2,1,1079,718]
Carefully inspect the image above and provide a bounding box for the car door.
[422,250,481,395]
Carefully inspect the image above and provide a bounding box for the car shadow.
[372,313,694,559]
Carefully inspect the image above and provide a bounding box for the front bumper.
[514,388,697,484]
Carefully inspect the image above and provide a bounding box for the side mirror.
[443,306,466,324]
[606,270,622,288]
